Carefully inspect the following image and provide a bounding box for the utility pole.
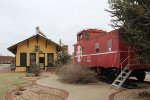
[58,39,63,67]
[59,39,62,47]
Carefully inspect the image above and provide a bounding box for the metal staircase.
[111,65,133,89]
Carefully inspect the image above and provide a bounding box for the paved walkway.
[36,73,117,100]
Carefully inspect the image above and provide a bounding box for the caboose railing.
[120,47,131,80]
[120,46,131,70]
[121,56,129,70]
[112,48,133,89]
[121,56,129,67]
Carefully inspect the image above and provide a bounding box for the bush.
[58,64,97,84]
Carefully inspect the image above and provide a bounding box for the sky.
[0,0,112,56]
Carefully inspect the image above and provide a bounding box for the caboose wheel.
[134,71,146,81]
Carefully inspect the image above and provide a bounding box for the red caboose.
[74,29,149,81]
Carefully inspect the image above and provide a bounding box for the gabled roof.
[7,34,63,54]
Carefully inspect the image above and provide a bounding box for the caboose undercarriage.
[91,66,146,81]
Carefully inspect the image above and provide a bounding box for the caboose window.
[107,39,112,51]
[95,43,100,53]
[78,34,82,40]
[85,32,89,39]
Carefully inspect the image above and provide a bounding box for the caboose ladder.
[111,66,133,89]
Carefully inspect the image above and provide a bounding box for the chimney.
[35,26,46,37]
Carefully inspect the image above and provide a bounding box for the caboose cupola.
[77,31,90,41]
[77,29,106,41]
[77,33,83,41]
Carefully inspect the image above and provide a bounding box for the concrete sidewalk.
[36,73,117,100]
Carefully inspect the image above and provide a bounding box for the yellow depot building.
[8,27,64,72]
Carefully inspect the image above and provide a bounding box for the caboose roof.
[77,29,107,35]
[108,29,118,35]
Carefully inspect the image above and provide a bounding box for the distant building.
[8,27,66,72]
[0,56,15,64]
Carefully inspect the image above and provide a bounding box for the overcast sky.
[0,0,112,56]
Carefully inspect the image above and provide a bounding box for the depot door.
[39,53,45,70]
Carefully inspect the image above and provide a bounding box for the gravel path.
[36,73,117,100]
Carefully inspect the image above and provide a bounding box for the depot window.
[20,53,27,66]
[107,39,112,52]
[95,43,100,53]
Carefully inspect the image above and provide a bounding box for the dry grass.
[0,73,31,100]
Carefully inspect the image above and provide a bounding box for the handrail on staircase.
[120,56,129,80]
[121,56,129,68]
[119,47,131,80]
[111,47,132,89]
[120,46,131,70]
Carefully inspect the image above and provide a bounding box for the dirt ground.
[114,88,150,100]
[13,85,67,100]
[10,73,67,100]
[36,73,117,100]
[114,73,150,100]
